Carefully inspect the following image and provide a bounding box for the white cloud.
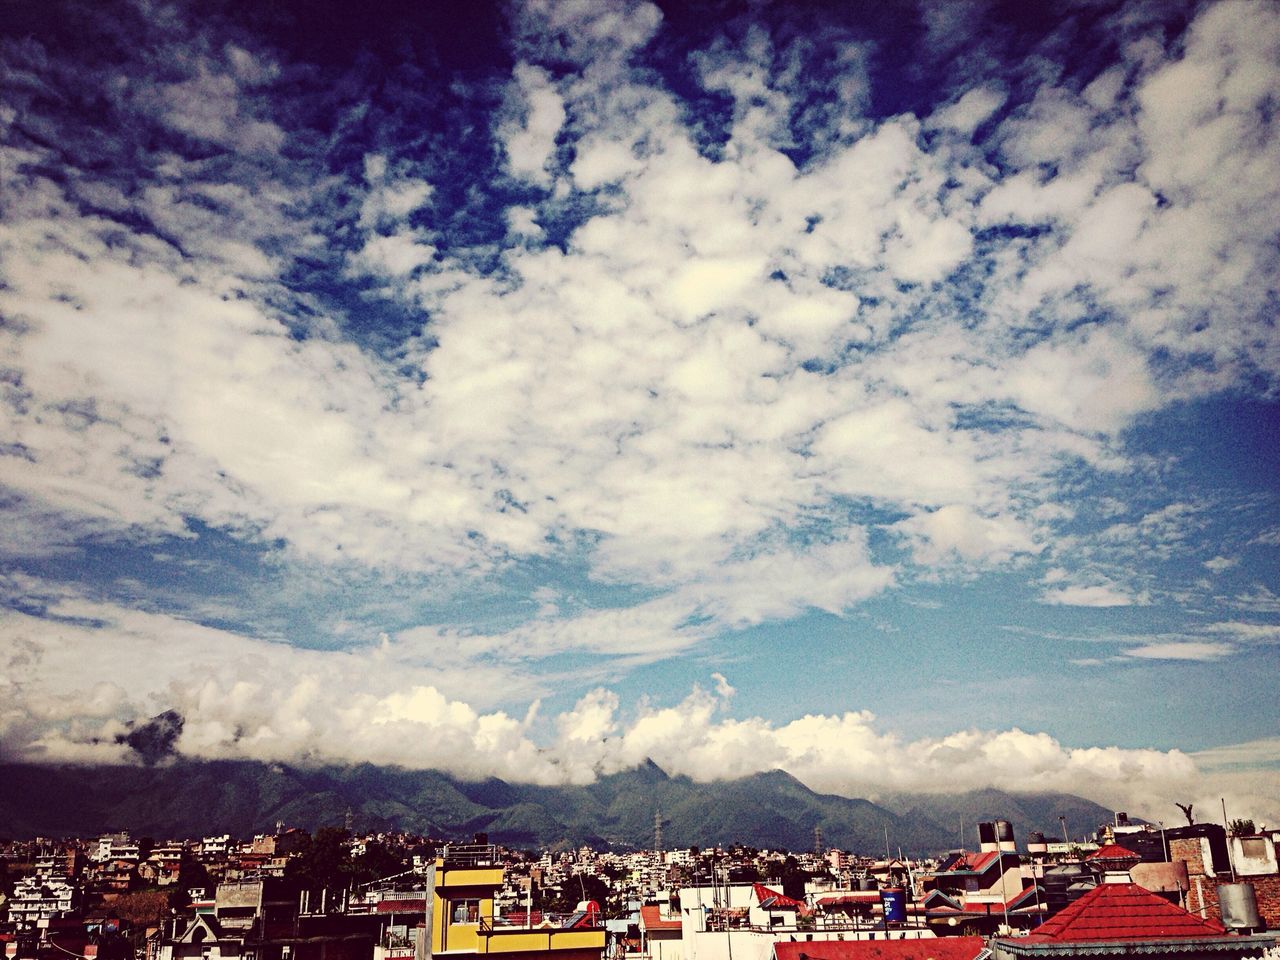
[1123,641,1235,661]
[926,85,1006,136]
[1233,585,1280,614]
[500,63,566,185]
[1,570,1271,822]
[894,504,1041,566]
[1203,621,1280,643]
[1,0,1278,814]
[1041,583,1149,607]
[515,0,662,66]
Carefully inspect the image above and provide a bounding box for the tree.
[542,872,614,914]
[287,828,354,889]
[168,859,211,911]
[1229,819,1256,838]
[115,889,171,929]
[1176,802,1195,826]
[351,841,406,885]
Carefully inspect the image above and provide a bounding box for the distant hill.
[0,760,1114,853]
[877,787,1121,847]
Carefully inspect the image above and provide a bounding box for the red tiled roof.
[1086,844,1139,862]
[640,906,682,932]
[937,851,1001,874]
[1024,883,1225,942]
[754,883,806,910]
[773,935,986,960]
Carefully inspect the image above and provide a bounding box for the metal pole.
[998,849,1010,934]
[1221,798,1237,883]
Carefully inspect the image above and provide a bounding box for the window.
[1240,839,1267,859]
[452,900,480,924]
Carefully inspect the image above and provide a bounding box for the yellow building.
[430,845,605,960]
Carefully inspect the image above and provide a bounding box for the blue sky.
[1,0,1278,824]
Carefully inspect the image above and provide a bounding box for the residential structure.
[989,883,1276,960]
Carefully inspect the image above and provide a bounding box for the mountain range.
[0,760,1114,854]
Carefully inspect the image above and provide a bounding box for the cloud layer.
[1,575,1275,825]
[0,0,1277,824]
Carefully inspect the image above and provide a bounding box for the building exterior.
[638,905,683,960]
[1171,830,1280,930]
[430,843,605,960]
[918,850,1043,935]
[990,883,1275,960]
[7,876,80,932]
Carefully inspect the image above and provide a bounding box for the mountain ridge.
[0,760,1114,854]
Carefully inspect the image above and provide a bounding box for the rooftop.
[1023,883,1224,943]
[773,935,987,960]
[1084,846,1140,863]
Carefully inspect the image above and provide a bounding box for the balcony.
[480,913,602,933]
[477,914,605,956]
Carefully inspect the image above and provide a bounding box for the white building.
[8,875,79,931]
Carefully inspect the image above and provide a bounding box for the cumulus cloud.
[0,0,1277,816]
[926,85,1006,136]
[499,63,566,184]
[894,505,1041,566]
[0,591,1221,816]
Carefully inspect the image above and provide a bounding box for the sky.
[1,0,1278,829]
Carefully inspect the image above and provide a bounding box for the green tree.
[287,828,354,888]
[168,859,212,911]
[1229,819,1256,837]
[351,841,406,885]
[115,889,171,928]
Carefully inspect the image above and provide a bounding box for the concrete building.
[429,843,605,960]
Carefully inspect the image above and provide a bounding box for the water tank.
[978,820,1017,852]
[996,819,1016,852]
[978,822,998,852]
[880,887,906,923]
[1042,864,1090,913]
[857,876,877,891]
[1218,883,1263,931]
[1027,831,1048,855]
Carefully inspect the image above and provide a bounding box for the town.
[3,813,1278,960]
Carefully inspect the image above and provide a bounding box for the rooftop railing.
[479,912,602,933]
[440,844,499,868]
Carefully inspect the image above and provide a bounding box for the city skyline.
[0,0,1277,822]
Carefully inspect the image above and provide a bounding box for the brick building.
[1170,831,1280,930]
